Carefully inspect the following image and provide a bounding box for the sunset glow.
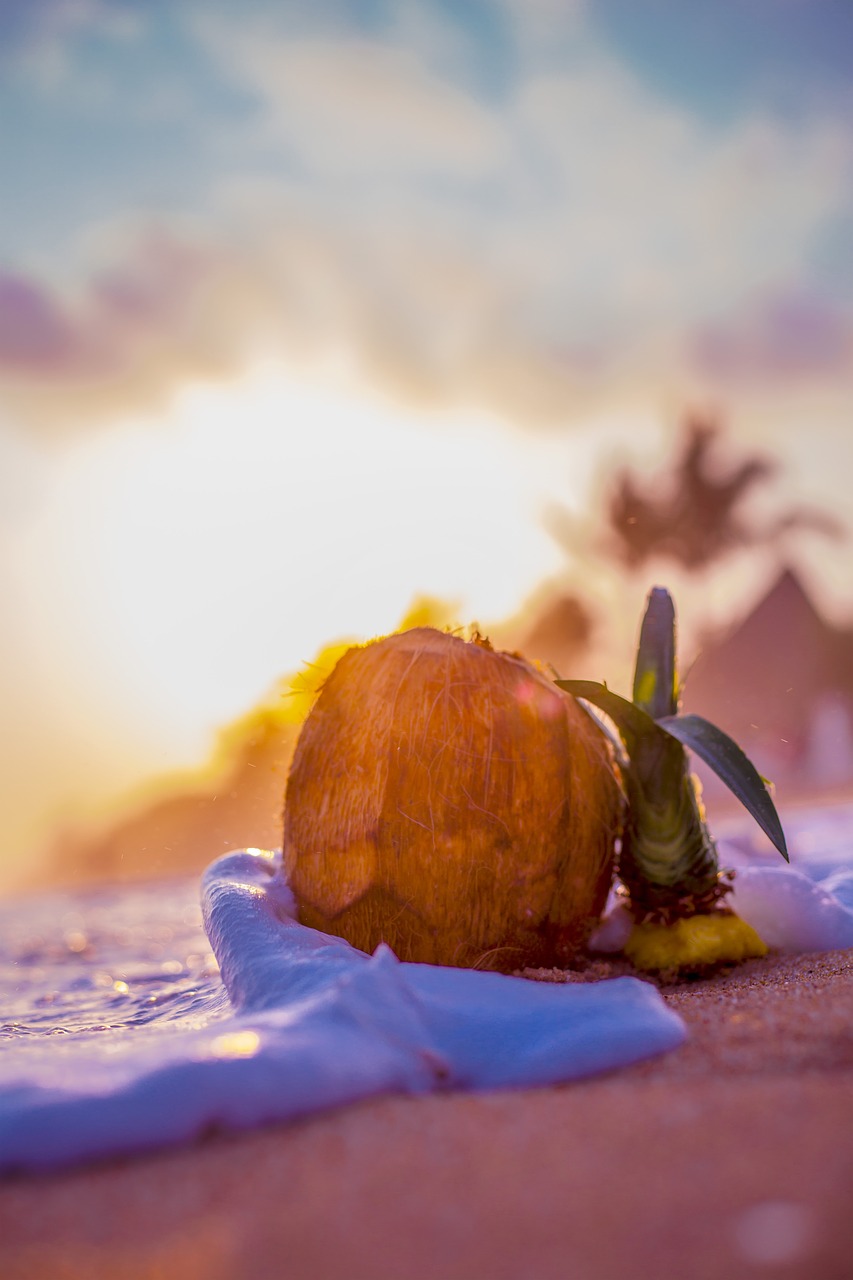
[6,363,602,869]
[21,362,580,721]
[1,1,851,887]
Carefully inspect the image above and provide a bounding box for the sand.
[1,949,851,1280]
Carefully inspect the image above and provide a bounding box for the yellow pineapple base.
[624,913,768,973]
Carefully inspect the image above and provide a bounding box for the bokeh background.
[1,0,852,890]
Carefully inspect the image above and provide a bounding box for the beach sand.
[1,949,851,1280]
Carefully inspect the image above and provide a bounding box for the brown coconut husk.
[283,627,622,972]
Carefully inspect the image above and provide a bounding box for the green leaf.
[656,713,789,862]
[555,680,658,753]
[632,587,678,719]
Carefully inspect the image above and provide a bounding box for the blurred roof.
[684,567,853,747]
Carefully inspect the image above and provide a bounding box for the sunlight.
[18,362,576,763]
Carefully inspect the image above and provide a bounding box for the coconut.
[283,627,622,972]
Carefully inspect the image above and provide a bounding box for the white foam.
[3,799,852,1175]
[0,850,685,1173]
[729,866,853,953]
[591,804,853,955]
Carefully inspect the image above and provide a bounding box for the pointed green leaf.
[555,679,659,752]
[656,713,789,861]
[632,587,678,719]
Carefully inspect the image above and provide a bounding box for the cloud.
[1,2,851,433]
[0,231,253,430]
[0,0,132,52]
[0,0,142,88]
[209,32,505,178]
[173,8,853,367]
[691,292,853,382]
[0,205,662,435]
[0,274,80,369]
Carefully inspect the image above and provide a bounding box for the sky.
[1,0,852,877]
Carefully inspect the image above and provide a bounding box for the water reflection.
[0,879,228,1043]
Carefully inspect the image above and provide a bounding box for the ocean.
[1,802,851,1175]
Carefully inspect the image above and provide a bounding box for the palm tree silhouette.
[603,414,841,572]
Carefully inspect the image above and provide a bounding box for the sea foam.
[0,849,684,1174]
[2,801,852,1175]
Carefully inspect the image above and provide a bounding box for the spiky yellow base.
[624,913,768,973]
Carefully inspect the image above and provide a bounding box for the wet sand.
[1,949,851,1280]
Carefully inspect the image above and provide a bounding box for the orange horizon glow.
[1,362,598,881]
[3,362,852,891]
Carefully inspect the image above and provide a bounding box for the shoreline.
[1,948,851,1280]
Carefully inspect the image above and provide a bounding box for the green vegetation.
[557,587,788,924]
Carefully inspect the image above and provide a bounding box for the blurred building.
[683,568,853,801]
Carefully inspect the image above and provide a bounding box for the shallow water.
[1,802,851,1175]
[0,880,226,1045]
